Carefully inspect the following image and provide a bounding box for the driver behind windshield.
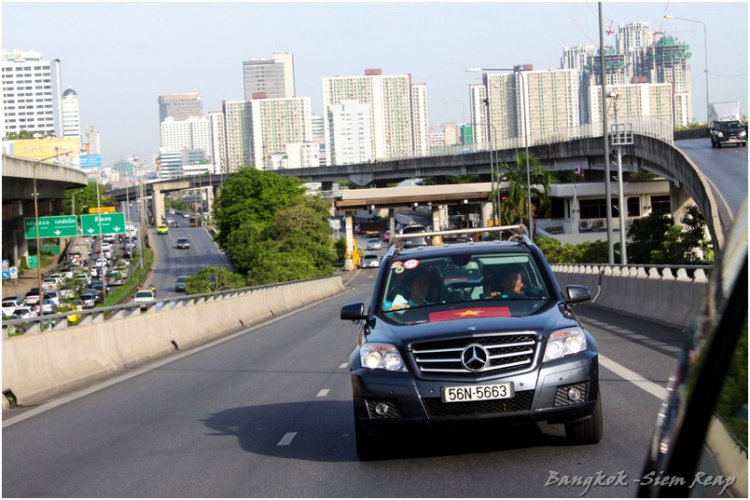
[485,265,525,298]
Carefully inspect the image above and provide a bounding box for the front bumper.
[351,351,599,435]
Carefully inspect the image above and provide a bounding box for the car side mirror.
[565,285,591,304]
[341,302,367,321]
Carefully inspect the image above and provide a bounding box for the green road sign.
[28,255,38,269]
[24,216,78,239]
[80,212,127,235]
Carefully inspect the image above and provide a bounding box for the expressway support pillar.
[669,184,693,226]
[431,205,442,245]
[153,187,165,227]
[344,211,356,271]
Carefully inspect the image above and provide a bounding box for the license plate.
[441,382,514,403]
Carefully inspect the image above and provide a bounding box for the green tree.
[226,199,337,285]
[184,266,246,294]
[497,151,551,225]
[212,167,306,249]
[61,182,113,216]
[212,169,337,285]
[627,205,710,265]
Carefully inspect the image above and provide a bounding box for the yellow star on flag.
[455,309,484,317]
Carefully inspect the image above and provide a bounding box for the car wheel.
[354,412,382,461]
[565,391,603,445]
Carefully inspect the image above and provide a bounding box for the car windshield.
[380,251,551,324]
[720,121,744,130]
[135,291,153,298]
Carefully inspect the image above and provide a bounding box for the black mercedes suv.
[341,227,601,460]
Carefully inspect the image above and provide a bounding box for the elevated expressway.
[3,134,731,270]
[2,155,88,266]
[111,134,727,254]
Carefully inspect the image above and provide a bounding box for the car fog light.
[568,388,582,401]
[375,403,390,416]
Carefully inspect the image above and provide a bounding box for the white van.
[399,225,429,247]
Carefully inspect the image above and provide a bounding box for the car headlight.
[740,130,747,137]
[543,327,587,362]
[717,131,724,138]
[360,343,407,371]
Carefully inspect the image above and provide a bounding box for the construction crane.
[569,17,597,46]
[606,21,615,47]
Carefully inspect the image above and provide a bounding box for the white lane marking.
[339,363,348,369]
[317,389,330,398]
[277,432,297,446]
[598,354,668,400]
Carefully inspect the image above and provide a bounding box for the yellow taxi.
[156,224,169,235]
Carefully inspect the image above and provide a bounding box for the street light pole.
[32,149,79,316]
[664,15,709,123]
[71,189,85,216]
[466,65,533,239]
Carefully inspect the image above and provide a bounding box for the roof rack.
[391,224,532,246]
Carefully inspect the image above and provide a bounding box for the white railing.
[380,116,673,163]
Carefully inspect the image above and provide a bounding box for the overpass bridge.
[112,133,725,253]
[2,155,88,267]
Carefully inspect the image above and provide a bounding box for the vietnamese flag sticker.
[429,307,511,323]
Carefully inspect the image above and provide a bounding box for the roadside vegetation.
[211,167,338,286]
[536,204,711,266]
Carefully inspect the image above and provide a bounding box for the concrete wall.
[552,264,709,330]
[3,276,345,407]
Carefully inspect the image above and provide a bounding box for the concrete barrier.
[551,264,709,329]
[3,276,345,407]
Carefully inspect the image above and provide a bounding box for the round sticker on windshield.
[403,259,419,269]
[391,261,402,269]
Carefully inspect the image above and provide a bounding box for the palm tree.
[496,151,551,226]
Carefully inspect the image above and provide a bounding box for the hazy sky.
[3,1,748,167]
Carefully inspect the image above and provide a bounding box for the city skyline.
[3,2,747,167]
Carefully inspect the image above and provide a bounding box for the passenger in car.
[485,265,525,297]
[384,268,439,310]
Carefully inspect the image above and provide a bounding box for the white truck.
[708,101,747,148]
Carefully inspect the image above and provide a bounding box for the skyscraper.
[158,93,203,122]
[242,53,295,100]
[325,101,373,165]
[322,69,424,161]
[222,100,253,172]
[61,87,81,139]
[1,48,63,137]
[249,97,311,170]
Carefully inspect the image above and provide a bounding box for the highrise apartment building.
[81,126,101,155]
[468,83,488,148]
[322,69,425,162]
[158,93,203,122]
[61,87,81,139]
[617,22,656,80]
[1,48,63,137]
[411,83,429,156]
[249,97,311,170]
[589,82,674,124]
[243,53,295,100]
[470,67,580,147]
[562,46,597,123]
[160,116,211,152]
[222,100,252,172]
[325,101,373,165]
[208,111,227,173]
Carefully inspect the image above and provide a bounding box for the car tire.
[565,390,603,445]
[354,412,382,461]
